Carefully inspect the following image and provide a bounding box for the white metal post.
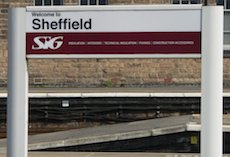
[201,6,223,157]
[7,8,28,157]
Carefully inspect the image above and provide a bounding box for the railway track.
[0,97,230,138]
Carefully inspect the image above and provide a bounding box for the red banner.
[26,32,201,55]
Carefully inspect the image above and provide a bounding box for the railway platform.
[0,114,230,152]
[0,152,230,157]
[0,86,222,98]
[0,152,205,157]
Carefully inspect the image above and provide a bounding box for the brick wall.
[27,58,202,88]
[0,0,227,88]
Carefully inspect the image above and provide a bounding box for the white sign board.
[26,5,202,58]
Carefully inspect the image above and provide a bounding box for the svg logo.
[32,36,63,50]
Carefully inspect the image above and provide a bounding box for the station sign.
[26,5,202,58]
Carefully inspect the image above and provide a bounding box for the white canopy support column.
[201,6,223,157]
[7,8,28,157]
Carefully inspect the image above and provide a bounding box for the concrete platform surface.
[0,152,230,157]
[1,115,230,152]
[1,87,230,97]
[0,152,214,157]
[0,115,191,151]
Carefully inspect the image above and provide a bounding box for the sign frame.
[7,5,223,157]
